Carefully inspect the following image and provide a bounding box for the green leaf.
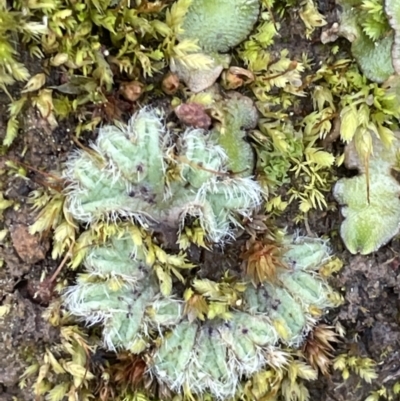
[305,147,335,167]
[340,105,359,143]
[4,117,18,147]
[44,382,69,401]
[155,265,172,296]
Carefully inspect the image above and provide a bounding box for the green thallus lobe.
[62,106,335,399]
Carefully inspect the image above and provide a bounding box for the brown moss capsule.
[119,80,144,102]
[162,72,180,95]
[222,66,254,90]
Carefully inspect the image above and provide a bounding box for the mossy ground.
[1,1,400,401]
